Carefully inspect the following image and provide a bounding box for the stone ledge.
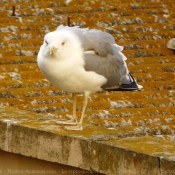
[0,107,175,175]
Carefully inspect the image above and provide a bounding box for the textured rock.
[0,0,175,174]
[1,107,175,174]
[167,38,175,50]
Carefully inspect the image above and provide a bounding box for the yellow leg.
[65,92,89,131]
[56,93,78,125]
[79,93,88,127]
[72,93,78,123]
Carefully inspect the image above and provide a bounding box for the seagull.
[37,26,142,131]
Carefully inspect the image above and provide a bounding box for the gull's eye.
[45,40,48,45]
[61,42,65,46]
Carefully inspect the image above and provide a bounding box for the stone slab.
[0,107,175,174]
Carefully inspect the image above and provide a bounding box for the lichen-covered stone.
[0,0,175,174]
[167,38,175,50]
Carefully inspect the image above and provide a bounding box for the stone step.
[1,38,43,48]
[91,115,175,127]
[123,48,174,58]
[0,0,65,4]
[0,56,36,64]
[0,71,44,80]
[104,23,175,34]
[87,106,175,119]
[0,22,57,33]
[0,63,39,72]
[91,120,175,136]
[121,39,170,50]
[0,79,50,89]
[0,48,38,57]
[69,15,175,27]
[141,80,175,91]
[133,72,175,82]
[76,0,175,10]
[25,106,175,120]
[1,20,175,34]
[127,56,175,65]
[0,0,66,10]
[1,96,174,112]
[128,64,175,73]
[0,91,174,106]
[1,26,174,48]
[0,87,174,100]
[25,14,174,26]
[1,16,175,32]
[114,30,175,42]
[0,0,174,5]
[1,7,174,24]
[0,104,165,123]
[0,86,63,98]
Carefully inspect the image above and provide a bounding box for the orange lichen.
[0,0,175,144]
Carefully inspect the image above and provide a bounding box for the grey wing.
[86,29,128,63]
[87,29,124,57]
[84,51,128,88]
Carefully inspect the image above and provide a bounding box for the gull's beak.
[50,46,57,55]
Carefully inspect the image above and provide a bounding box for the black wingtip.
[105,73,143,91]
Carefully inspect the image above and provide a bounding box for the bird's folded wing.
[84,51,128,87]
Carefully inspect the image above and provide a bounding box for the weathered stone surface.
[0,0,175,174]
[167,38,175,50]
[160,158,175,175]
[0,107,175,174]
